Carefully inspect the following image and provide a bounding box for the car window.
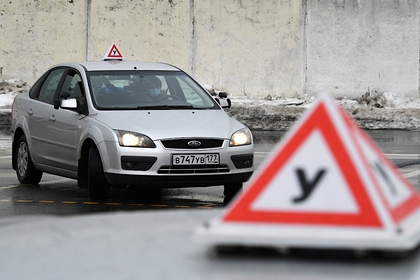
[29,72,48,99]
[87,71,219,110]
[62,71,84,99]
[175,76,213,107]
[59,70,88,114]
[38,68,65,104]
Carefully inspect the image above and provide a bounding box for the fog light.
[243,160,251,167]
[121,156,157,171]
[230,154,254,169]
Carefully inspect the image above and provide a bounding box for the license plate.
[172,154,219,165]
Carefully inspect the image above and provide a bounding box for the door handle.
[49,115,56,122]
[27,109,33,116]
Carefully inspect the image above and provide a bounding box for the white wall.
[0,0,418,98]
[0,1,87,80]
[305,0,419,98]
[192,0,304,97]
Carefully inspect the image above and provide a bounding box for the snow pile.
[0,79,31,108]
[226,91,420,130]
[228,91,420,110]
[2,79,420,130]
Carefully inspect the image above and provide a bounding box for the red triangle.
[106,44,123,58]
[339,107,420,223]
[223,101,383,228]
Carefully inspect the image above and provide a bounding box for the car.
[11,44,254,202]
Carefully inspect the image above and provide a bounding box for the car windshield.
[87,70,219,110]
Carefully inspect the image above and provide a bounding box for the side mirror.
[219,92,228,98]
[215,92,231,108]
[54,92,73,110]
[61,98,78,109]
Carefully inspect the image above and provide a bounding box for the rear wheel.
[88,146,110,200]
[15,135,43,184]
[223,182,243,205]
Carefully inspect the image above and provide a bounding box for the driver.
[147,77,163,100]
[131,76,163,102]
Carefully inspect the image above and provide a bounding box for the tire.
[15,135,43,184]
[223,182,243,205]
[88,146,110,200]
[77,156,88,189]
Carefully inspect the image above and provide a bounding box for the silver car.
[11,59,254,202]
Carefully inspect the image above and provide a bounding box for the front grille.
[161,138,224,149]
[157,164,230,174]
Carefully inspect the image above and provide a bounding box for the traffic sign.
[195,94,420,251]
[338,107,420,224]
[103,43,124,60]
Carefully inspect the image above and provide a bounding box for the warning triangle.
[103,43,124,60]
[195,94,420,250]
[338,107,420,224]
[223,100,382,227]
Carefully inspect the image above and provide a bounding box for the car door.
[45,69,86,172]
[27,68,66,166]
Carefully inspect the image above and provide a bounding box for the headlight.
[115,130,156,148]
[229,128,252,146]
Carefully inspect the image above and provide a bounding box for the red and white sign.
[338,108,420,224]
[195,94,420,251]
[103,43,124,60]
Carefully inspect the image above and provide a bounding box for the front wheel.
[88,146,110,201]
[15,135,43,184]
[223,182,243,205]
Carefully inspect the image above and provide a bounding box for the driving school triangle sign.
[103,43,124,60]
[195,94,420,251]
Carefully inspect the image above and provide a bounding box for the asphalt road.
[2,130,420,279]
[1,130,420,217]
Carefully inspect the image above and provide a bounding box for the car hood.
[95,109,245,140]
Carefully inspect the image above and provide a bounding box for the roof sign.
[103,43,124,60]
[195,94,420,251]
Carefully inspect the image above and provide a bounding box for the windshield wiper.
[136,105,194,110]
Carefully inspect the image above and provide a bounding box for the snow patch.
[0,79,31,108]
[2,79,420,130]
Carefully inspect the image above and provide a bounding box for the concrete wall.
[0,1,87,80]
[87,1,192,71]
[0,0,418,99]
[305,0,419,98]
[192,0,304,97]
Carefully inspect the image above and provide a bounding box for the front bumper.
[99,139,254,187]
[104,171,254,187]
